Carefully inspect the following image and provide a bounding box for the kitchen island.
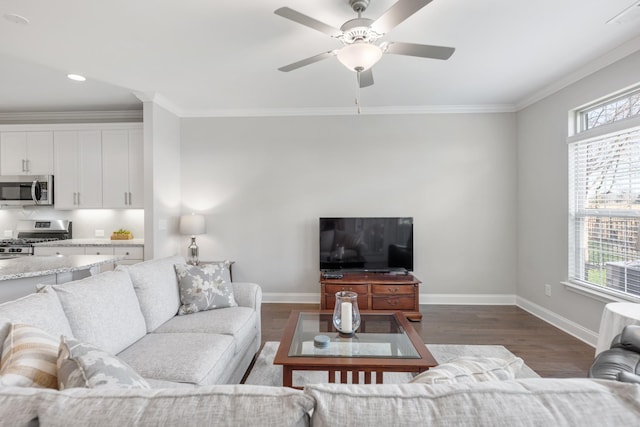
[0,255,123,304]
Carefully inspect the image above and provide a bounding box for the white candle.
[341,301,352,333]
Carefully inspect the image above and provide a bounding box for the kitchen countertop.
[0,255,124,281]
[33,238,144,247]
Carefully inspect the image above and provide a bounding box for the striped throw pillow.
[0,323,59,389]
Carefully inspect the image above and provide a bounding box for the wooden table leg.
[282,366,293,388]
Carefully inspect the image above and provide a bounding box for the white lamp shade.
[179,214,206,236]
[336,43,383,71]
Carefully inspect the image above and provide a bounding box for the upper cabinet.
[102,129,144,209]
[0,131,54,175]
[54,131,103,209]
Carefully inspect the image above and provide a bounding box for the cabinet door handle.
[26,159,30,172]
[77,192,80,206]
[128,192,132,205]
[124,192,128,205]
[22,159,27,172]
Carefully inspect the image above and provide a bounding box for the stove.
[0,220,72,258]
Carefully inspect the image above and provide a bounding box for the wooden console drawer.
[324,284,369,294]
[325,293,369,310]
[371,284,414,295]
[372,295,415,310]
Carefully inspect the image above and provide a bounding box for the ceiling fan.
[275,0,455,88]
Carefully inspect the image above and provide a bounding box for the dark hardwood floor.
[260,303,596,378]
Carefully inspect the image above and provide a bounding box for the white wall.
[143,102,182,259]
[516,50,640,337]
[181,113,517,301]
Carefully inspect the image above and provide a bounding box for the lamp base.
[187,236,199,266]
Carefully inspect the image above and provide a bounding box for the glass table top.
[287,312,420,359]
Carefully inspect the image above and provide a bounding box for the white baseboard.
[420,293,516,305]
[262,293,320,304]
[516,296,598,348]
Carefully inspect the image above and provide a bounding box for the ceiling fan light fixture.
[336,43,382,72]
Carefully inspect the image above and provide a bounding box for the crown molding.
[516,35,640,111]
[0,109,142,123]
[180,103,517,118]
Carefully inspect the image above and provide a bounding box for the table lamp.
[179,214,206,265]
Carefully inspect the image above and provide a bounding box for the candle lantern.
[333,291,361,336]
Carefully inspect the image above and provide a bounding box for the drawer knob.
[125,252,130,256]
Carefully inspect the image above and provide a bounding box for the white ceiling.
[1,0,640,117]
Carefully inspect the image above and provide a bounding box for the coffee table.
[273,310,437,388]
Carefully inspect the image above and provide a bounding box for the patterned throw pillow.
[0,323,59,389]
[174,262,237,315]
[57,336,150,390]
[409,356,524,385]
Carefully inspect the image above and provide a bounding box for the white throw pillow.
[0,323,59,389]
[174,262,237,315]
[57,336,150,390]
[410,356,524,385]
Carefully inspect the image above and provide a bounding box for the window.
[579,88,640,132]
[569,87,640,299]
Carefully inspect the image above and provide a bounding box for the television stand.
[319,271,422,321]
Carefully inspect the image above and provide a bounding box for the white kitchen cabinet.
[33,246,80,256]
[0,131,54,175]
[33,245,144,268]
[114,246,144,265]
[54,131,103,209]
[102,129,143,209]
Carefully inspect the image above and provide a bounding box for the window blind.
[569,126,640,298]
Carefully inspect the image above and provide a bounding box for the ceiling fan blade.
[371,0,433,34]
[278,51,336,72]
[275,7,342,37]
[358,68,374,88]
[385,42,455,60]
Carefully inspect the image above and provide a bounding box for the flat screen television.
[319,217,413,272]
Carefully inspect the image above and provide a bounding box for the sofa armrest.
[232,282,262,310]
[233,282,262,347]
[612,325,640,353]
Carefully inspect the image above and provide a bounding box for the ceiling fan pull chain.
[355,71,362,114]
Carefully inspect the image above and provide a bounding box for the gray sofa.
[0,255,262,387]
[1,378,640,426]
[2,256,640,425]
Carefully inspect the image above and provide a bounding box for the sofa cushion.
[117,333,236,385]
[306,378,640,427]
[45,270,147,355]
[409,356,524,384]
[118,256,185,332]
[0,386,58,427]
[38,385,314,427]
[174,262,237,315]
[58,336,150,390]
[0,323,58,389]
[153,306,256,354]
[0,291,74,352]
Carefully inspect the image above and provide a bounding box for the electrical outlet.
[544,284,552,297]
[95,229,104,237]
[3,230,13,238]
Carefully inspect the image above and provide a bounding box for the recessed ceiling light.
[67,74,86,82]
[3,13,29,25]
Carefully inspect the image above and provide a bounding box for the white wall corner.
[133,91,184,117]
[516,296,598,347]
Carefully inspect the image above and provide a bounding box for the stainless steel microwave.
[0,175,53,206]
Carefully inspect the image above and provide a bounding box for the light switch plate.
[158,219,167,231]
[4,230,13,237]
[95,229,105,237]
